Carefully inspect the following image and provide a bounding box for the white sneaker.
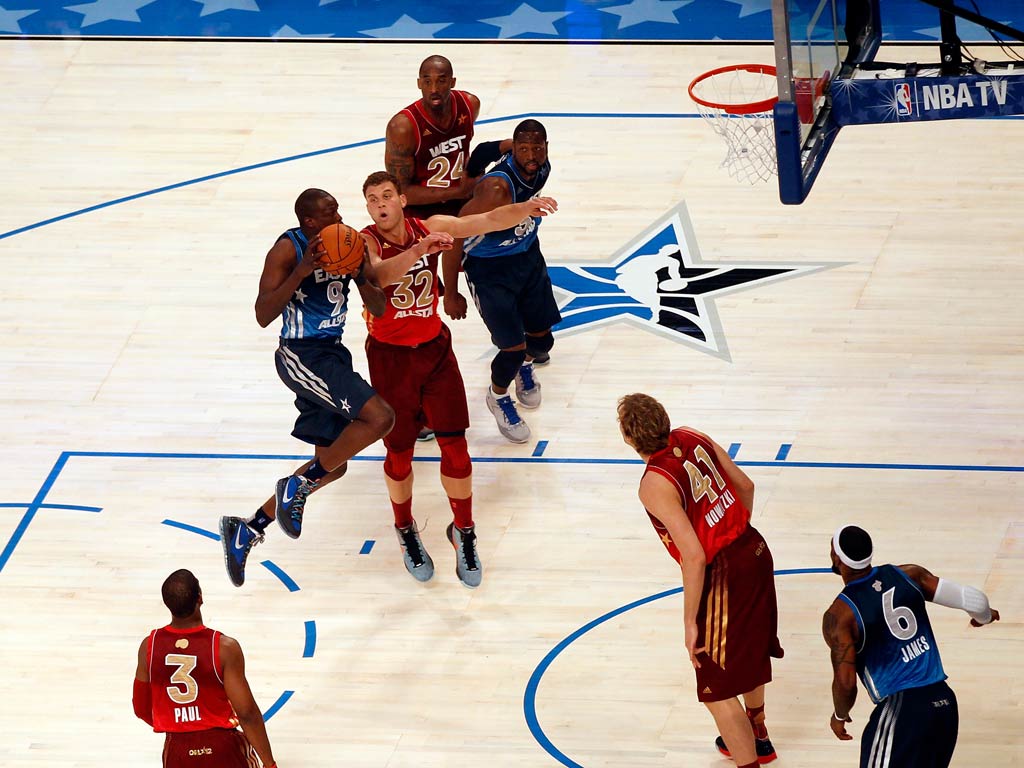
[486,388,531,443]
[515,362,542,409]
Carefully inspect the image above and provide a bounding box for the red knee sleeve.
[437,435,472,479]
[383,448,414,481]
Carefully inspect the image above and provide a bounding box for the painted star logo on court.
[547,202,843,361]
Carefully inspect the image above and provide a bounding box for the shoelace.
[399,526,427,566]
[496,395,522,425]
[457,528,479,570]
[518,364,536,391]
[287,477,316,519]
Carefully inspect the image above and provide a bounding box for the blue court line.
[0,451,72,573]
[524,567,831,768]
[776,443,792,461]
[52,450,1024,472]
[161,519,220,541]
[261,559,300,592]
[532,441,549,457]
[0,112,696,243]
[303,620,317,658]
[262,690,294,722]
[0,502,101,513]
[359,540,375,555]
[728,443,741,458]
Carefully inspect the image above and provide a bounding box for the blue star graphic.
[547,202,844,360]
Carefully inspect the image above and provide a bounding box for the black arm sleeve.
[466,140,505,177]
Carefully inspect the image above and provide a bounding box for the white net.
[690,66,779,184]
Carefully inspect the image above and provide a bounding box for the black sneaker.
[220,516,264,587]
[275,475,316,539]
[530,350,551,366]
[715,735,777,764]
[416,427,436,442]
[395,523,434,582]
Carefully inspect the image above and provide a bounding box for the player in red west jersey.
[618,393,784,767]
[385,54,484,442]
[133,569,276,768]
[360,170,557,589]
[385,54,480,219]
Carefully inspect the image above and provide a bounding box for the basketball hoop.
[688,64,779,184]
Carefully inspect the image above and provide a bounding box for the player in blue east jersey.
[219,188,442,587]
[823,525,1001,768]
[441,119,561,444]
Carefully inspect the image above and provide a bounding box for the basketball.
[318,223,365,276]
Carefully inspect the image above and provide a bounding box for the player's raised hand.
[526,196,558,217]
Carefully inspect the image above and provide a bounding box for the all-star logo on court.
[547,203,843,361]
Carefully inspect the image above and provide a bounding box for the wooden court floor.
[0,41,1021,767]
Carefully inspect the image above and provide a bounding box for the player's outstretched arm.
[900,564,1000,626]
[822,599,858,740]
[365,231,454,288]
[427,196,557,241]
[221,635,277,768]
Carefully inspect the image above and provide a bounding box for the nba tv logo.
[895,83,913,117]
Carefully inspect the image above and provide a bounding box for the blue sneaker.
[220,516,263,587]
[275,475,316,539]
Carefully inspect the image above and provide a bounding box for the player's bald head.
[419,55,453,77]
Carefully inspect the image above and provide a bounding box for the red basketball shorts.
[694,525,783,702]
[366,323,470,452]
[161,728,258,768]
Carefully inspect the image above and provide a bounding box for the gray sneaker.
[446,522,482,589]
[395,523,434,582]
[515,362,542,409]
[486,388,531,443]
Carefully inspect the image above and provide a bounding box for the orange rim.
[688,63,779,115]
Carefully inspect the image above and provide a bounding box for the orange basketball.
[318,223,365,276]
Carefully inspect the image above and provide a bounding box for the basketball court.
[1,2,1022,766]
